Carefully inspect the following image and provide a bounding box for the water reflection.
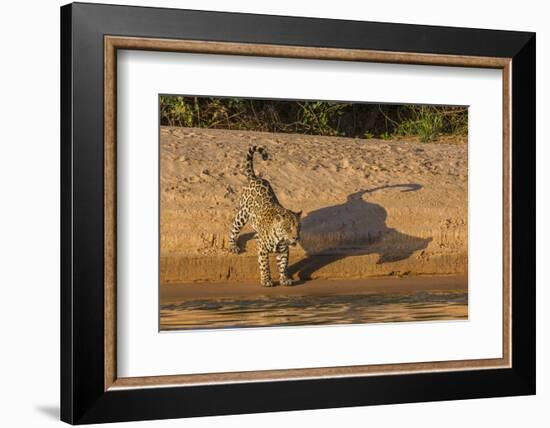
[160,290,467,331]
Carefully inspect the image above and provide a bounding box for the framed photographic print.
[60,2,535,424]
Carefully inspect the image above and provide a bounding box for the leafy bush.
[395,106,467,143]
[159,96,467,143]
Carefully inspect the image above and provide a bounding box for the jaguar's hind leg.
[228,207,249,254]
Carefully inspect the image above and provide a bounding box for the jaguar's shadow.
[289,184,432,282]
[237,232,256,250]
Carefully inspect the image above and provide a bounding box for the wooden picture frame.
[61,2,535,424]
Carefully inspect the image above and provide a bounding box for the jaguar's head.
[275,210,302,247]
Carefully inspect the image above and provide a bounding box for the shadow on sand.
[288,184,432,281]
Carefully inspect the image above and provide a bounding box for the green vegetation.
[160,96,467,143]
[393,105,468,143]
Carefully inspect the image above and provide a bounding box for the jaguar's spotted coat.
[228,146,302,287]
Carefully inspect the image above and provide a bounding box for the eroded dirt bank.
[160,127,467,283]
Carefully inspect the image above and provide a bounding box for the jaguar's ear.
[274,213,284,222]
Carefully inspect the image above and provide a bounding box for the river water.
[160,290,467,331]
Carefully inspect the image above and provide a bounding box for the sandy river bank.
[160,126,467,283]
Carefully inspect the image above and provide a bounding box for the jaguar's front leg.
[257,247,273,287]
[276,246,292,286]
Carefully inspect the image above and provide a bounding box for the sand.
[160,127,467,283]
[160,275,467,303]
